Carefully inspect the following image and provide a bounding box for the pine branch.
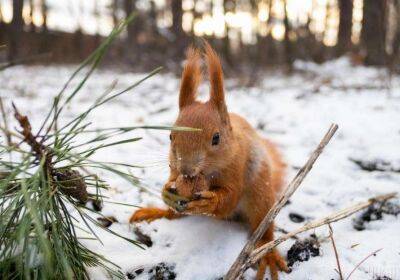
[0,13,156,279]
[12,102,52,169]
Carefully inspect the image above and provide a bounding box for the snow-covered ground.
[1,58,400,280]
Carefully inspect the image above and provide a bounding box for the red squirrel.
[130,42,289,280]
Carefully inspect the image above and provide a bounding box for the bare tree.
[170,0,186,59]
[93,0,100,35]
[0,2,3,23]
[111,0,119,28]
[361,0,387,65]
[171,0,183,40]
[28,0,36,32]
[223,0,234,65]
[337,0,353,55]
[11,0,24,29]
[189,0,200,36]
[265,0,277,64]
[149,0,159,37]
[124,0,134,43]
[391,0,400,66]
[40,0,48,32]
[283,0,293,70]
[9,0,24,59]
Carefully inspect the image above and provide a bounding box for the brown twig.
[12,102,53,170]
[345,248,383,280]
[275,226,299,240]
[328,223,344,280]
[224,123,338,280]
[242,193,396,271]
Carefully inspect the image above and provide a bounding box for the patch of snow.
[1,59,399,279]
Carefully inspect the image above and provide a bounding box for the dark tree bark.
[361,0,387,65]
[264,0,277,65]
[124,0,144,60]
[40,0,48,32]
[337,0,353,55]
[111,0,119,27]
[11,0,24,29]
[9,0,24,60]
[0,3,3,23]
[283,0,293,70]
[124,0,143,45]
[124,0,134,43]
[93,0,99,35]
[222,0,234,66]
[28,0,36,32]
[189,1,200,36]
[170,0,185,59]
[171,0,183,40]
[389,0,400,70]
[149,1,158,36]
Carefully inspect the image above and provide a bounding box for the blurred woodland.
[0,0,399,73]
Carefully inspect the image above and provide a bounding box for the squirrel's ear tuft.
[204,41,228,118]
[179,47,202,109]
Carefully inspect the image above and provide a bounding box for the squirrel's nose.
[181,166,196,178]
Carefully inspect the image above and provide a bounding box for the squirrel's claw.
[185,191,218,215]
[256,250,290,280]
[193,191,215,199]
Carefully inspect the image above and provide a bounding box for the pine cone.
[55,169,88,203]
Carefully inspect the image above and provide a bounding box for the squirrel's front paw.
[129,208,172,223]
[184,191,218,215]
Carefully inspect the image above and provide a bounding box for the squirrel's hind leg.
[129,207,181,223]
[254,224,289,280]
[256,249,289,280]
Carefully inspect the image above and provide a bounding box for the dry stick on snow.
[328,223,344,280]
[224,123,339,280]
[244,193,396,271]
[345,248,383,280]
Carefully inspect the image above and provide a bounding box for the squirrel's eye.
[169,134,172,141]
[212,133,220,146]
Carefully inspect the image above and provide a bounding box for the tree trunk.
[223,0,234,66]
[390,0,400,70]
[111,0,119,27]
[9,0,24,60]
[337,0,353,55]
[28,0,36,32]
[12,0,24,29]
[283,0,293,70]
[124,0,143,60]
[171,0,183,40]
[0,3,3,23]
[40,0,48,32]
[124,0,134,43]
[149,1,158,37]
[170,0,185,59]
[361,0,387,65]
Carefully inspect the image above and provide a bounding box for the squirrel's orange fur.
[130,42,289,280]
